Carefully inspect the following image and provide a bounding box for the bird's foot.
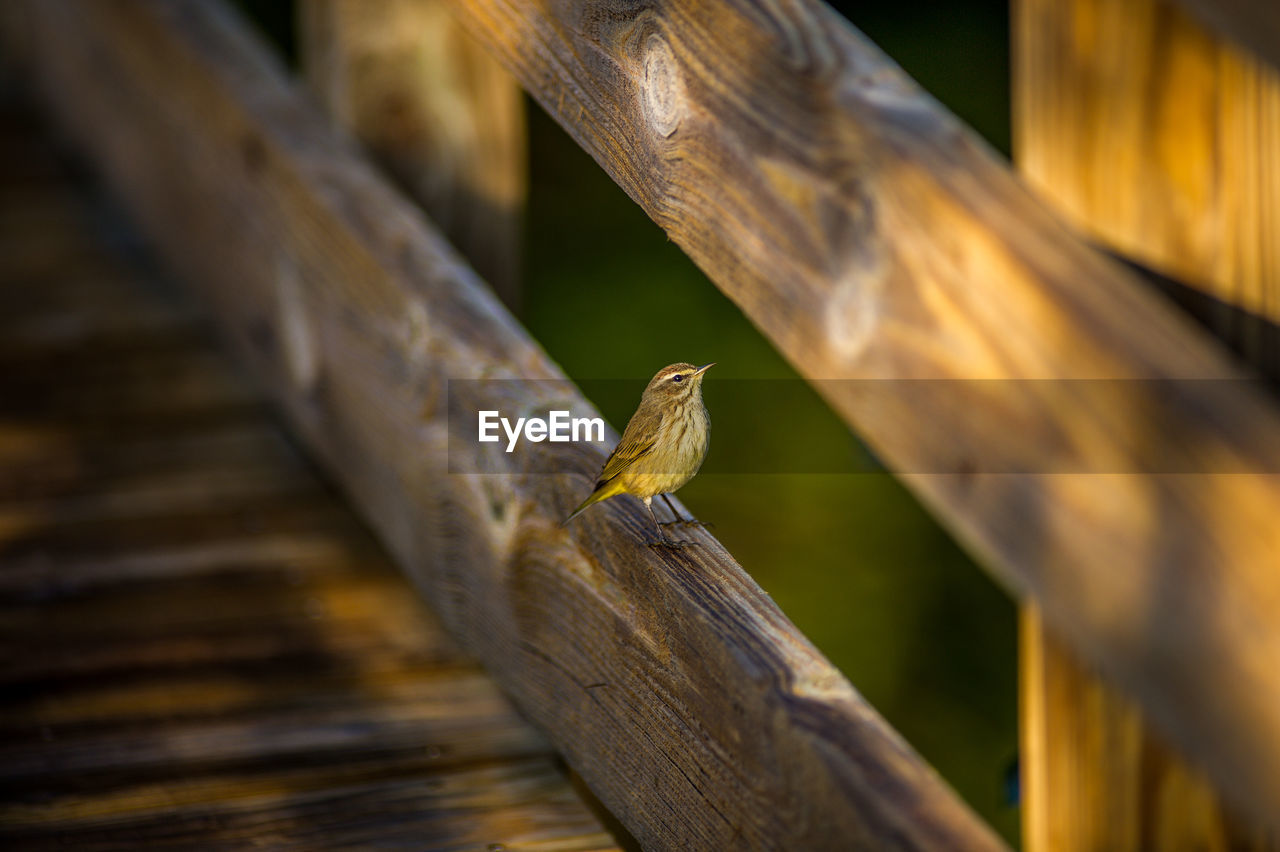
[659,517,715,530]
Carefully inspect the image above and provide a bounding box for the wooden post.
[298,0,526,310]
[1014,0,1280,846]
[1020,607,1276,850]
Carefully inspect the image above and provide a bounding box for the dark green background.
[238,0,1020,844]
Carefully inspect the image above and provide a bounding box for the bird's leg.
[657,493,715,532]
[644,496,671,545]
[658,493,686,526]
[644,496,691,548]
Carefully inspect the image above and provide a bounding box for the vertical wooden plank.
[298,0,526,310]
[1015,0,1280,847]
[1021,607,1275,850]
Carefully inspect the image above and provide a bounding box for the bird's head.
[644,362,715,401]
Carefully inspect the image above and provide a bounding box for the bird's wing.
[595,406,662,485]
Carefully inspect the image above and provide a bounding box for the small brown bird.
[564,362,714,546]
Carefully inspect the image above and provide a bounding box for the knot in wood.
[641,35,684,138]
[825,255,886,362]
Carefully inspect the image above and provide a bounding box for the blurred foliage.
[237,0,1019,844]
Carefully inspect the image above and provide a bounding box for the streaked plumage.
[564,362,713,546]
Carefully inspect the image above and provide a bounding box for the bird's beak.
[694,362,715,376]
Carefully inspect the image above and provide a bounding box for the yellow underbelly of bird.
[588,404,709,502]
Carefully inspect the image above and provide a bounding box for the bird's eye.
[672,374,684,383]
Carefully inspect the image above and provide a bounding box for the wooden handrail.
[0,1,1007,849]
[443,0,1280,830]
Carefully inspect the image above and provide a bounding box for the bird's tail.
[562,480,621,526]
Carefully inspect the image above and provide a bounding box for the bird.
[564,362,714,546]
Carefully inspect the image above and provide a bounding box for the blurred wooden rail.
[0,93,618,850]
[443,0,1280,833]
[0,1,1005,850]
[299,0,527,311]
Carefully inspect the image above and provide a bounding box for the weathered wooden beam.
[0,1,1006,849]
[440,0,1280,831]
[1015,0,1280,846]
[298,0,527,310]
[1171,0,1280,70]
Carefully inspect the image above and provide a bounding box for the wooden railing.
[4,0,1278,848]
[0,2,1004,848]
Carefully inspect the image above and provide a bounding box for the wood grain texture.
[1020,607,1277,851]
[299,0,527,309]
[439,0,1280,832]
[1016,0,1280,377]
[1170,0,1280,71]
[1015,0,1280,846]
[1,2,1006,850]
[0,92,617,852]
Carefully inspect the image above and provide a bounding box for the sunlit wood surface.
[0,92,619,852]
[1016,0,1280,376]
[1020,608,1276,852]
